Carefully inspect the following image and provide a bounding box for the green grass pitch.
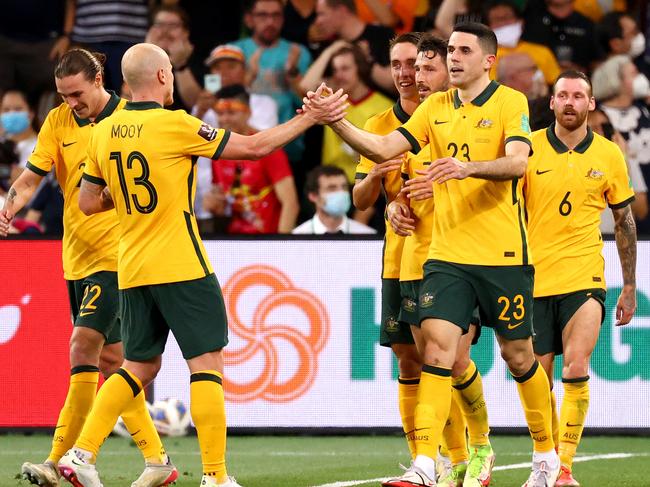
[3,434,649,486]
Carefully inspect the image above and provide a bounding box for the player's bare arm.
[0,169,44,236]
[386,192,415,236]
[427,139,529,184]
[79,179,115,216]
[302,88,411,162]
[353,157,403,210]
[612,204,637,326]
[222,84,349,161]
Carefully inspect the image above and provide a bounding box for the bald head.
[497,52,536,82]
[122,43,171,91]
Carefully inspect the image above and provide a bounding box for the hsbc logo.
[0,294,30,344]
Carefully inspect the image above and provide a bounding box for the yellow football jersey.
[398,81,532,266]
[27,93,124,280]
[400,147,434,282]
[355,102,411,279]
[84,102,229,289]
[525,124,634,297]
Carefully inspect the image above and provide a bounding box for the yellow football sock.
[452,360,489,447]
[47,366,99,464]
[559,377,590,469]
[513,361,554,452]
[443,392,469,464]
[398,377,420,459]
[121,391,167,464]
[76,368,143,461]
[414,365,452,459]
[191,370,227,482]
[550,389,559,449]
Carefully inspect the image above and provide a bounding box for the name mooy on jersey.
[111,124,143,139]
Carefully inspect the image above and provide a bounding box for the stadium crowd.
[1,0,649,236]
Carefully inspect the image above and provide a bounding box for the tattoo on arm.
[7,188,17,205]
[613,205,637,286]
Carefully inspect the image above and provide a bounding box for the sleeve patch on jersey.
[198,123,218,141]
[520,114,531,134]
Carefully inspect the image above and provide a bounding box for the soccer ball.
[151,398,191,437]
[112,401,156,438]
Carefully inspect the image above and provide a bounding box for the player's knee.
[451,354,470,378]
[99,348,124,378]
[501,349,534,376]
[562,356,590,379]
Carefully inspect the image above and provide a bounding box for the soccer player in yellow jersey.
[388,34,493,487]
[524,71,637,487]
[353,30,422,464]
[57,43,346,487]
[303,22,558,487]
[0,49,175,487]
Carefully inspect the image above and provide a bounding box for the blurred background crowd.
[1,0,649,236]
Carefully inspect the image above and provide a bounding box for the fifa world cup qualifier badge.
[198,123,217,141]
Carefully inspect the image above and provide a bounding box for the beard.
[556,107,588,131]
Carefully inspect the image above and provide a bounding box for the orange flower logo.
[222,265,330,402]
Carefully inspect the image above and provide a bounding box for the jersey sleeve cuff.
[26,161,49,177]
[82,173,107,186]
[505,135,533,156]
[396,127,421,154]
[211,130,231,160]
[609,195,635,209]
[401,172,409,181]
[355,172,369,180]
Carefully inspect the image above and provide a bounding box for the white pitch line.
[310,452,644,487]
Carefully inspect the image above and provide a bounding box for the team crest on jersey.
[402,298,417,313]
[198,123,217,141]
[420,293,434,308]
[475,118,493,129]
[520,114,531,134]
[385,316,400,332]
[586,168,605,180]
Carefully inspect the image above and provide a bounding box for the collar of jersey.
[125,101,163,110]
[74,91,121,127]
[545,121,594,154]
[392,101,410,123]
[453,80,499,109]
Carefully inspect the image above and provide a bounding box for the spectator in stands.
[193,44,278,130]
[588,107,648,233]
[484,0,561,87]
[293,165,376,234]
[522,0,603,71]
[497,53,555,131]
[234,0,312,164]
[573,0,628,22]
[0,90,38,173]
[434,0,484,38]
[145,4,201,110]
[282,0,318,52]
[355,0,418,34]
[313,0,396,93]
[596,11,649,76]
[203,85,299,234]
[310,44,393,182]
[0,0,73,104]
[70,0,148,92]
[593,54,650,233]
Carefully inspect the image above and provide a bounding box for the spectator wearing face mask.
[596,11,649,77]
[293,165,375,234]
[593,54,650,233]
[485,0,561,87]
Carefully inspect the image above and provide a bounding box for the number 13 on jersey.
[110,151,158,214]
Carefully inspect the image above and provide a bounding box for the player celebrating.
[56,43,346,487]
[304,22,558,487]
[524,71,637,486]
[353,31,422,463]
[388,34,493,487]
[1,49,176,487]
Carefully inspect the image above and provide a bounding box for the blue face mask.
[1,111,30,135]
[323,190,351,217]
